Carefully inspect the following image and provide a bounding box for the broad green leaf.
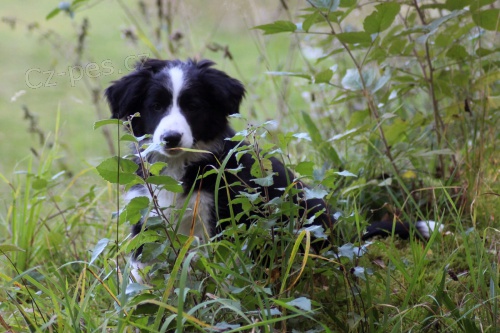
[93,118,121,130]
[251,174,274,187]
[120,134,138,142]
[446,45,469,60]
[96,156,139,184]
[302,10,321,32]
[444,0,470,10]
[90,238,110,265]
[141,242,167,262]
[295,161,314,177]
[314,69,333,83]
[254,20,297,35]
[336,31,372,44]
[125,196,150,224]
[149,162,167,176]
[32,177,48,190]
[363,3,401,34]
[146,175,183,192]
[472,9,500,31]
[304,188,328,200]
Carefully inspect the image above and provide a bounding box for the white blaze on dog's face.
[152,67,194,157]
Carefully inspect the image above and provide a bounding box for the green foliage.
[1,0,499,332]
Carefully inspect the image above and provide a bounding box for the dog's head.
[105,59,245,157]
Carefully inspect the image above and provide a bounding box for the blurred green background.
[0,0,301,176]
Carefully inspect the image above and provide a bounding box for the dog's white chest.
[127,160,213,241]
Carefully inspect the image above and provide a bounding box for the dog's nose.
[160,131,182,148]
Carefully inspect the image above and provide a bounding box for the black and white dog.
[105,59,440,272]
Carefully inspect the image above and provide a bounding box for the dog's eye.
[152,103,162,112]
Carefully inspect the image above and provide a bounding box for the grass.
[1,0,499,332]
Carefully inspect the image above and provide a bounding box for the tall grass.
[1,0,499,332]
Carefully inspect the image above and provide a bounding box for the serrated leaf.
[146,176,183,193]
[90,238,110,265]
[363,3,400,34]
[96,157,139,184]
[125,196,150,223]
[336,31,372,44]
[254,20,297,35]
[472,9,500,31]
[149,162,167,176]
[93,118,121,130]
[286,297,312,311]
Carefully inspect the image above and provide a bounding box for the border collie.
[105,59,440,273]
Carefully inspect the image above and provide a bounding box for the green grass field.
[1,0,499,332]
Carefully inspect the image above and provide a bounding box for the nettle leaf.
[336,31,372,44]
[254,20,297,35]
[146,175,183,193]
[309,0,340,11]
[363,3,401,34]
[472,9,500,31]
[96,156,140,184]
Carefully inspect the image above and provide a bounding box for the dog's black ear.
[197,59,245,115]
[105,70,153,119]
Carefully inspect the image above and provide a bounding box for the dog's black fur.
[105,59,439,266]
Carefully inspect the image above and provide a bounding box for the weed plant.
[1,0,499,332]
